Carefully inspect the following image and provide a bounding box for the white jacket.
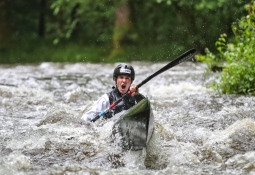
[81,94,110,122]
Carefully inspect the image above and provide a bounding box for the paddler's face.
[115,75,132,94]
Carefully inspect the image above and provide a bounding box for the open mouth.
[121,85,126,90]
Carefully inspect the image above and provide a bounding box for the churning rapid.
[1,61,255,174]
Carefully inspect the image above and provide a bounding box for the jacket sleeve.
[81,94,110,122]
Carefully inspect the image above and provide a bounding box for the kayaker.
[82,63,145,122]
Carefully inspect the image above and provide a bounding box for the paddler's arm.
[129,85,145,103]
[81,94,110,122]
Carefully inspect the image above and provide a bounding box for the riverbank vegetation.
[196,1,255,95]
[0,0,250,64]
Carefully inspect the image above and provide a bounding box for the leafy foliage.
[0,0,251,63]
[50,0,119,44]
[197,1,255,95]
[48,0,249,49]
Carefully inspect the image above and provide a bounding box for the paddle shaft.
[136,48,196,89]
[91,48,196,122]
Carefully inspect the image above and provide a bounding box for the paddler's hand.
[129,85,139,96]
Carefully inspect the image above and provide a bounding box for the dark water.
[1,62,255,174]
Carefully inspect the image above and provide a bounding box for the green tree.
[38,0,47,37]
[50,0,249,54]
[50,0,118,44]
[0,0,10,50]
[197,1,255,95]
[0,0,251,63]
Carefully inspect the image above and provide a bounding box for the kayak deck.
[112,98,154,150]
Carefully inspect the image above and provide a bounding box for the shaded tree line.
[0,0,251,63]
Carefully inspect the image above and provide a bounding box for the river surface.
[1,61,255,175]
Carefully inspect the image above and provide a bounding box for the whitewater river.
[1,60,255,175]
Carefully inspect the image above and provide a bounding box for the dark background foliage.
[0,0,251,63]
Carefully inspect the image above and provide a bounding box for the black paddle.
[91,48,197,122]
